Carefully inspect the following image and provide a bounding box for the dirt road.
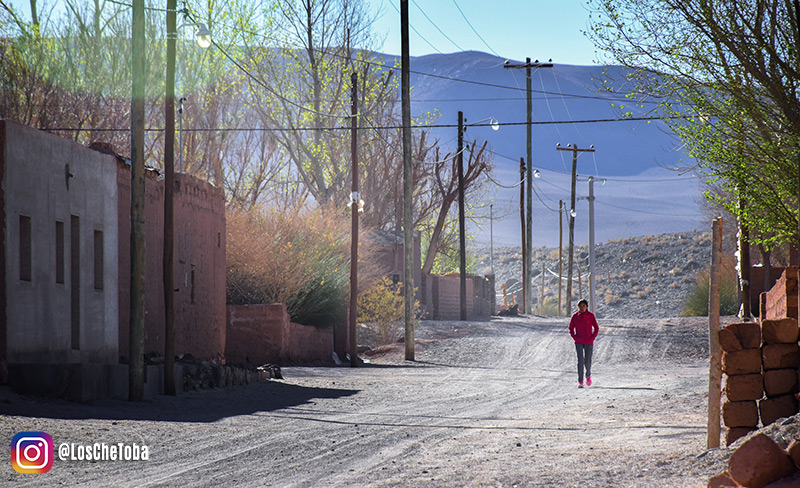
[2,316,730,487]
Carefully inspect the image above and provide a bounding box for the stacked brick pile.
[709,434,799,488]
[719,318,800,446]
[760,318,799,426]
[720,322,765,445]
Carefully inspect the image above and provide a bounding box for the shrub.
[226,205,350,329]
[681,255,739,316]
[358,277,419,347]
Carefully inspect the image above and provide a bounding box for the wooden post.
[129,0,146,402]
[707,217,723,449]
[540,261,545,315]
[520,158,526,314]
[349,72,359,367]
[457,111,467,321]
[163,0,177,397]
[558,200,563,317]
[400,0,415,360]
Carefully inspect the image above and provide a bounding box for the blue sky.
[370,0,604,65]
[5,0,604,66]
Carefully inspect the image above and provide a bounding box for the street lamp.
[170,22,212,173]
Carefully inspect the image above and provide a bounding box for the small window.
[93,230,103,290]
[190,264,196,304]
[19,215,31,281]
[71,215,80,350]
[55,221,65,284]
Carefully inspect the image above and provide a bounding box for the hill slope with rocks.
[476,231,715,319]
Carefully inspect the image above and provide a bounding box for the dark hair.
[578,299,589,307]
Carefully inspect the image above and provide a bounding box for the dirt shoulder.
[2,315,736,487]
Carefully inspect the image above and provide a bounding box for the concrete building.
[0,120,226,400]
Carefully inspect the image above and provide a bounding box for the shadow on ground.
[0,380,359,423]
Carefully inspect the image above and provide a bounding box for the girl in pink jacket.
[569,299,599,388]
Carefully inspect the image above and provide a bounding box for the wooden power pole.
[457,111,467,321]
[129,0,146,402]
[400,0,415,360]
[163,0,177,397]
[504,58,552,313]
[556,144,594,313]
[349,72,359,367]
[519,158,526,313]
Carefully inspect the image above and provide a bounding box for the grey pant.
[575,343,594,383]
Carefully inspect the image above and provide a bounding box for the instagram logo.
[11,432,53,474]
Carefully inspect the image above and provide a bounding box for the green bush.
[681,256,739,317]
[358,277,419,347]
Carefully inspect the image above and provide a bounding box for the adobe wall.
[117,162,226,361]
[1,121,118,364]
[763,267,798,321]
[226,304,332,364]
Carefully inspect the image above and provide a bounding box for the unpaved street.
[2,316,729,487]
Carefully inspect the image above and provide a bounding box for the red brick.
[789,440,800,469]
[723,400,759,428]
[708,471,739,488]
[720,326,744,352]
[723,349,764,375]
[763,344,800,371]
[726,427,756,447]
[729,433,796,488]
[726,374,764,402]
[762,318,800,344]
[760,395,799,426]
[765,369,800,397]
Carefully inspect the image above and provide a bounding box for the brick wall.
[719,319,799,445]
[226,304,332,365]
[117,164,226,361]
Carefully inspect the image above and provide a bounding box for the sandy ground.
[1,315,733,487]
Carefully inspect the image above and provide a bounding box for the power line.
[387,0,443,54]
[450,0,502,58]
[40,115,669,133]
[410,0,464,52]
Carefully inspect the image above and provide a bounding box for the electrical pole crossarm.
[504,60,554,69]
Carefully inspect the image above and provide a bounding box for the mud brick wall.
[763,267,798,321]
[226,304,332,365]
[719,319,800,446]
[760,318,799,427]
[720,322,763,445]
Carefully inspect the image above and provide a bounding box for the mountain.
[383,51,708,248]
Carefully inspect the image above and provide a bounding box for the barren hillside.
[476,231,717,319]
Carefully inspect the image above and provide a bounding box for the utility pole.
[519,158,526,313]
[490,204,494,277]
[556,144,594,313]
[349,72,359,367]
[400,0,415,360]
[588,177,596,313]
[458,111,467,321]
[504,58,552,312]
[129,0,145,402]
[163,0,177,396]
[558,199,563,317]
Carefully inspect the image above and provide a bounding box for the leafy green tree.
[587,0,800,249]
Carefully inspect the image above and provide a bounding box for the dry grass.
[226,205,351,328]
